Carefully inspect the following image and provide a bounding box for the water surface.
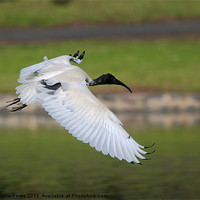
[0,127,199,199]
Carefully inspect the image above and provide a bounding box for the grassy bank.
[0,39,199,93]
[0,0,200,28]
[0,127,199,199]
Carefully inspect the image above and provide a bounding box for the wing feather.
[90,123,103,148]
[82,123,98,144]
[99,129,107,152]
[37,81,147,163]
[115,136,124,160]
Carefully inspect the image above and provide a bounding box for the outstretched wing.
[18,57,50,84]
[37,81,148,164]
[14,52,86,106]
[16,57,73,105]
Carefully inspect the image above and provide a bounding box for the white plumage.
[7,51,154,164]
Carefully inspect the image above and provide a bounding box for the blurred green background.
[0,39,200,93]
[0,0,200,27]
[0,0,199,199]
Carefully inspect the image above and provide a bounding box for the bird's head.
[90,73,132,93]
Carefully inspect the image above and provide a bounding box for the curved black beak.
[90,73,132,93]
[114,78,132,93]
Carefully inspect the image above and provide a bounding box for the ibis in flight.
[7,50,155,164]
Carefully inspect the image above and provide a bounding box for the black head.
[90,73,132,93]
[94,73,116,84]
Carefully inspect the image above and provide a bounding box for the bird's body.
[7,51,154,164]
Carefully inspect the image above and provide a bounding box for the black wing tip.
[78,51,85,60]
[143,158,151,161]
[73,50,79,58]
[130,161,142,165]
[146,149,156,155]
[144,142,155,149]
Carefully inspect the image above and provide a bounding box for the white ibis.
[7,50,155,164]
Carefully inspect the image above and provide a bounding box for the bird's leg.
[10,104,27,112]
[6,98,20,107]
[6,98,27,112]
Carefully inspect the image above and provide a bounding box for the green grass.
[0,0,200,27]
[0,127,199,199]
[0,39,200,93]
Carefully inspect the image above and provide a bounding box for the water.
[0,93,199,199]
[0,128,199,199]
